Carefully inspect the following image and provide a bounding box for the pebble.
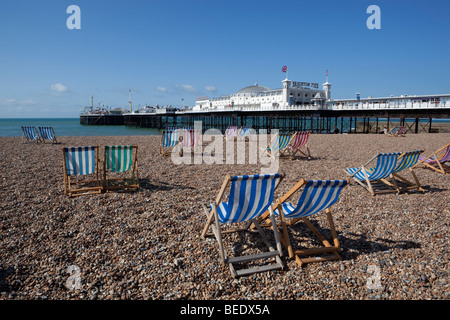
[0,134,449,300]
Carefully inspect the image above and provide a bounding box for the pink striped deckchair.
[287,131,311,159]
[413,143,450,175]
[180,128,201,156]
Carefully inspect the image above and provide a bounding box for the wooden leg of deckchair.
[293,210,342,267]
[362,167,375,196]
[201,205,215,238]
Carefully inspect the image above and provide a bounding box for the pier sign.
[292,81,319,89]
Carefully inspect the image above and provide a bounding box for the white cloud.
[175,84,198,94]
[156,86,168,93]
[0,98,36,107]
[50,83,67,92]
[205,86,217,92]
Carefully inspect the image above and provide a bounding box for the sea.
[0,118,161,137]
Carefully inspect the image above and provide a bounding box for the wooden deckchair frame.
[21,126,42,144]
[380,150,424,193]
[103,145,139,192]
[62,146,102,197]
[413,143,450,175]
[38,126,58,144]
[264,132,292,159]
[160,129,182,157]
[287,131,311,159]
[345,153,401,196]
[201,173,285,278]
[258,179,347,267]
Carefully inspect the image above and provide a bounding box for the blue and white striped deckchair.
[344,152,400,195]
[269,179,348,267]
[103,145,139,191]
[383,150,424,192]
[266,133,292,158]
[62,146,102,197]
[201,173,285,278]
[38,126,57,143]
[21,126,41,143]
[160,128,181,156]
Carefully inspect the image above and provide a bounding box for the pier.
[80,93,450,134]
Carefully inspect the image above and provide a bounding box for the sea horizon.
[2,117,449,137]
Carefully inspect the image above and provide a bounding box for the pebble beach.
[0,133,449,301]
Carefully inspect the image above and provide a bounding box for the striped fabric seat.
[64,146,97,176]
[182,129,200,147]
[62,145,102,197]
[345,153,400,181]
[419,144,450,164]
[345,152,401,195]
[104,145,139,191]
[274,180,348,219]
[21,126,41,143]
[202,173,284,278]
[269,178,348,267]
[289,131,310,149]
[415,143,450,175]
[393,150,423,173]
[105,145,134,173]
[215,173,280,224]
[38,126,57,143]
[225,126,239,138]
[268,133,291,152]
[161,129,179,148]
[287,131,311,159]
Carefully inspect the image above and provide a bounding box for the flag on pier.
[282,66,287,73]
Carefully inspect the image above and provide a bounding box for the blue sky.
[0,0,449,118]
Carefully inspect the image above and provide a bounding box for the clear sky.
[0,0,449,118]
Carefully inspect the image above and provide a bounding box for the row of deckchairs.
[344,142,450,195]
[160,127,201,156]
[21,126,58,144]
[225,126,252,140]
[62,145,139,197]
[201,143,449,278]
[386,126,406,137]
[265,131,311,159]
[201,173,348,277]
[161,127,312,160]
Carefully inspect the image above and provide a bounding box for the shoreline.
[0,133,449,300]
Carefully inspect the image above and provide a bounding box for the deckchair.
[62,146,102,197]
[237,126,252,140]
[160,128,181,156]
[386,126,399,136]
[38,126,58,144]
[180,128,201,156]
[103,145,139,192]
[266,179,348,267]
[264,132,292,158]
[413,143,450,175]
[396,126,407,137]
[201,173,285,278]
[344,152,401,196]
[380,150,424,193]
[224,126,239,139]
[287,131,311,159]
[21,126,42,143]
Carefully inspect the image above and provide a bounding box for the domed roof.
[234,83,271,96]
